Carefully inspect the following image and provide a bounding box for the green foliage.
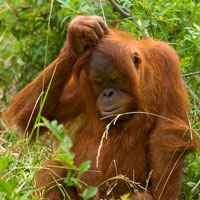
[0,127,39,199]
[0,0,199,199]
[0,0,63,105]
[39,118,98,199]
[0,118,98,200]
[80,187,98,200]
[181,148,200,199]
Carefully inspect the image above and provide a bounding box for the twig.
[183,81,200,108]
[108,0,149,38]
[182,71,200,77]
[109,0,132,19]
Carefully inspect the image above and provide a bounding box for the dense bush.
[0,0,199,199]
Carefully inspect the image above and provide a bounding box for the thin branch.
[183,81,200,108]
[108,0,149,38]
[182,71,200,77]
[109,0,129,17]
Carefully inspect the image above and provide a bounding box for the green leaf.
[78,161,91,175]
[81,187,98,200]
[11,27,20,40]
[43,119,66,141]
[65,137,72,149]
[20,191,33,200]
[193,23,200,32]
[0,156,10,170]
[31,197,38,200]
[0,177,17,196]
[187,181,196,188]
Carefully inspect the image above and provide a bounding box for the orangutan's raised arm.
[2,16,109,133]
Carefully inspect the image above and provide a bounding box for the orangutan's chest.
[71,132,149,190]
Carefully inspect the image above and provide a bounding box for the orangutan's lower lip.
[101,106,123,117]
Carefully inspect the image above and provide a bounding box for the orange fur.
[2,21,198,199]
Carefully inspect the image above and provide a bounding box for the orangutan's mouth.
[100,105,126,117]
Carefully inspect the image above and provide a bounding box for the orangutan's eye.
[133,52,141,68]
[95,78,104,86]
[109,76,119,84]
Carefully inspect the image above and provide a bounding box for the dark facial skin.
[89,51,139,117]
